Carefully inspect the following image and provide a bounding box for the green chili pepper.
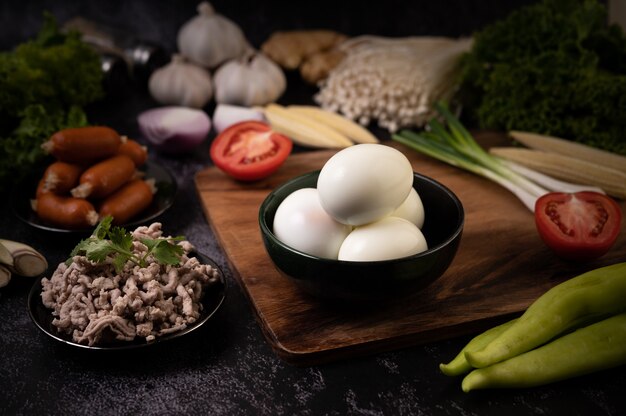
[465,262,626,369]
[440,319,517,376]
[462,312,626,392]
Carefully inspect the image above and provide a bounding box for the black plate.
[13,161,177,233]
[27,252,226,350]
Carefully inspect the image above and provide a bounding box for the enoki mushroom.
[315,36,473,132]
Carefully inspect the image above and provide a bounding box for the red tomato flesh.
[210,121,292,181]
[534,192,622,261]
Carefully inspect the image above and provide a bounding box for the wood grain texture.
[195,132,626,365]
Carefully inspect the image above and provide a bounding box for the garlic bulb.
[177,2,250,69]
[148,54,213,108]
[214,52,287,107]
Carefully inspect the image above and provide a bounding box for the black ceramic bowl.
[259,170,464,302]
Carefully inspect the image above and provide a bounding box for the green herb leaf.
[151,240,185,266]
[109,226,132,252]
[112,255,129,274]
[93,216,113,239]
[139,238,159,252]
[66,216,186,270]
[83,240,117,263]
[68,238,89,258]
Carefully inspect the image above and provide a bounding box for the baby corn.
[264,104,352,149]
[287,105,379,144]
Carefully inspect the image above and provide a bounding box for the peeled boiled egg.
[338,217,428,261]
[317,144,413,226]
[273,188,352,259]
[390,188,425,228]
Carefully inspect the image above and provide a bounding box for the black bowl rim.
[259,170,464,265]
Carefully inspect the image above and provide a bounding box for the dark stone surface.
[1,1,625,415]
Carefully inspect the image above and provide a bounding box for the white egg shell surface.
[317,144,414,226]
[273,188,352,259]
[338,217,428,262]
[390,188,425,229]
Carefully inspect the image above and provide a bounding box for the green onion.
[392,102,599,212]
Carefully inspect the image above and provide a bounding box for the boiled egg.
[317,144,413,226]
[390,188,425,228]
[273,188,352,259]
[338,217,428,261]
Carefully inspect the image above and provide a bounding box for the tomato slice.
[210,121,292,181]
[534,192,622,261]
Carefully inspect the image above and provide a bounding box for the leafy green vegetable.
[458,0,626,155]
[0,12,103,191]
[68,216,185,273]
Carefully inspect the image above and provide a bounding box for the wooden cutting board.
[195,133,626,365]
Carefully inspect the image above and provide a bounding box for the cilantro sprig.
[67,216,185,272]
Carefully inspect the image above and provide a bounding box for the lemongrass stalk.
[499,159,606,194]
[509,130,626,175]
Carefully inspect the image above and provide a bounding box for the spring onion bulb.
[392,103,599,212]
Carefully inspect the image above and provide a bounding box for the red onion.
[212,104,265,133]
[138,106,211,154]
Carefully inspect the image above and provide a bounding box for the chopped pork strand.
[40,222,219,346]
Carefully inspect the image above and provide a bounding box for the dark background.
[2,1,626,415]
[0,0,539,52]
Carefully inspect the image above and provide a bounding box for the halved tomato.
[535,191,622,261]
[210,121,292,181]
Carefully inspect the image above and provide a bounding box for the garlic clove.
[0,239,48,277]
[177,1,250,69]
[0,264,10,288]
[148,54,213,108]
[214,52,286,107]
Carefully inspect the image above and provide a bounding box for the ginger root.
[261,30,347,83]
[300,49,346,84]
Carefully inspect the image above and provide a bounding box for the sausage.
[35,193,99,229]
[99,179,155,225]
[35,178,48,198]
[117,138,148,167]
[71,155,136,199]
[42,126,122,164]
[38,161,84,195]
